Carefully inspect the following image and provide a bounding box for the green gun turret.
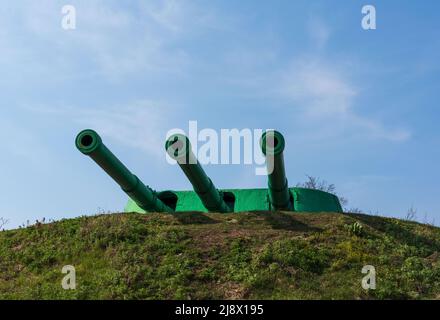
[76,129,343,214]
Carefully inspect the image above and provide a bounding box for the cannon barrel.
[165,134,231,213]
[260,130,293,210]
[76,129,173,213]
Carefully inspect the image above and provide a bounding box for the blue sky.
[1,0,439,229]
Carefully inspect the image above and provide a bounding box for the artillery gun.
[76,129,343,213]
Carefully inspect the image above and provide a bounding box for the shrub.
[345,222,364,237]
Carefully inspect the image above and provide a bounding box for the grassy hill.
[0,211,439,299]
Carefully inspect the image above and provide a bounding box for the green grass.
[0,211,439,299]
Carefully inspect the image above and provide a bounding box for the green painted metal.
[260,130,293,210]
[76,129,173,213]
[76,129,343,214]
[165,134,231,213]
[125,188,342,213]
[293,188,343,212]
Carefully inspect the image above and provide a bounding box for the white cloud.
[281,59,411,142]
[25,101,179,159]
[215,16,411,144]
[0,0,214,81]
[1,4,411,151]
[141,0,191,33]
[75,102,175,158]
[283,60,356,116]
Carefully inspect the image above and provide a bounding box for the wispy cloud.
[25,100,179,159]
[283,60,355,116]
[0,0,216,81]
[141,0,206,33]
[196,14,411,143]
[281,59,411,142]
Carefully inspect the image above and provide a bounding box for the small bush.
[345,222,364,237]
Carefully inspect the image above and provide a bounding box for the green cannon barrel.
[260,130,293,210]
[165,134,231,213]
[76,129,173,213]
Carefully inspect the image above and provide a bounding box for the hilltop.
[0,211,439,299]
